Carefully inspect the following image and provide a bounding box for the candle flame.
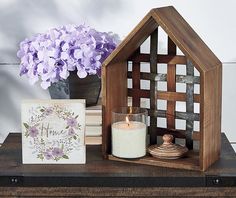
[126,116,130,126]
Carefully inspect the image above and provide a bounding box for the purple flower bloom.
[68,128,75,136]
[17,24,120,89]
[44,151,53,160]
[67,118,77,127]
[28,126,39,137]
[52,147,64,158]
[44,107,53,115]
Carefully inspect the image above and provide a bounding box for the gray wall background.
[0,0,236,151]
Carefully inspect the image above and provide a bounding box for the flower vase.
[48,71,101,107]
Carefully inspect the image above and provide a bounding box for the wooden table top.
[0,133,235,187]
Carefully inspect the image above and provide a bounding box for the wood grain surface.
[132,48,141,107]
[102,6,222,171]
[151,7,221,71]
[0,187,235,197]
[166,36,177,130]
[0,133,235,197]
[102,61,127,158]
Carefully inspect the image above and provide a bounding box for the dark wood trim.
[149,29,158,144]
[129,53,187,65]
[157,91,200,103]
[167,36,177,130]
[0,133,235,194]
[132,48,141,106]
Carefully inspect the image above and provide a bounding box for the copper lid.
[148,134,188,159]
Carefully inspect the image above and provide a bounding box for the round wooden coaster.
[148,134,188,159]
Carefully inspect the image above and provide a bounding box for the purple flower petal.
[28,126,39,137]
[74,49,83,59]
[41,81,51,89]
[77,69,87,78]
[62,43,69,51]
[45,107,53,115]
[17,24,120,88]
[59,68,69,79]
[67,118,77,127]
[37,50,44,61]
[61,51,68,60]
[52,147,64,158]
[44,152,53,160]
[17,50,24,58]
[68,128,75,136]
[48,58,56,68]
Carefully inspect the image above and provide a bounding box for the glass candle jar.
[111,107,148,158]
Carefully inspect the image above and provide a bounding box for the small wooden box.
[102,6,222,171]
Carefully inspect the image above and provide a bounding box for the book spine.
[85,126,102,137]
[85,136,102,145]
[85,105,102,145]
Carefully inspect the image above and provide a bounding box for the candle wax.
[112,121,146,158]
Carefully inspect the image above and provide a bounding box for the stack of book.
[85,99,102,145]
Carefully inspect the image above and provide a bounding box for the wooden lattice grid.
[127,28,201,150]
[102,6,222,171]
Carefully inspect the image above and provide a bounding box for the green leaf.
[40,109,45,112]
[62,155,69,159]
[37,154,44,160]
[23,123,29,129]
[73,135,77,140]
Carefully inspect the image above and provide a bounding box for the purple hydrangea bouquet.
[17,24,119,89]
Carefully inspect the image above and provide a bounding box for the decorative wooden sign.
[21,100,86,164]
[102,6,222,171]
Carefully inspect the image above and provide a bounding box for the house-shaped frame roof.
[103,6,221,72]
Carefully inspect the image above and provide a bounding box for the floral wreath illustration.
[23,104,82,161]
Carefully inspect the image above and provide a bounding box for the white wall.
[1,0,236,63]
[0,0,235,150]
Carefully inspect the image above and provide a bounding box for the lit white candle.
[112,116,146,158]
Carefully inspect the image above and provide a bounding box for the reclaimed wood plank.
[128,89,150,98]
[167,37,177,130]
[109,151,200,171]
[103,13,158,66]
[130,54,187,65]
[200,63,222,170]
[157,91,200,103]
[0,133,234,191]
[132,48,141,106]
[102,62,128,158]
[0,187,236,197]
[151,6,221,71]
[102,6,222,171]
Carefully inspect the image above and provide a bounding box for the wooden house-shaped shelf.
[102,6,222,171]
